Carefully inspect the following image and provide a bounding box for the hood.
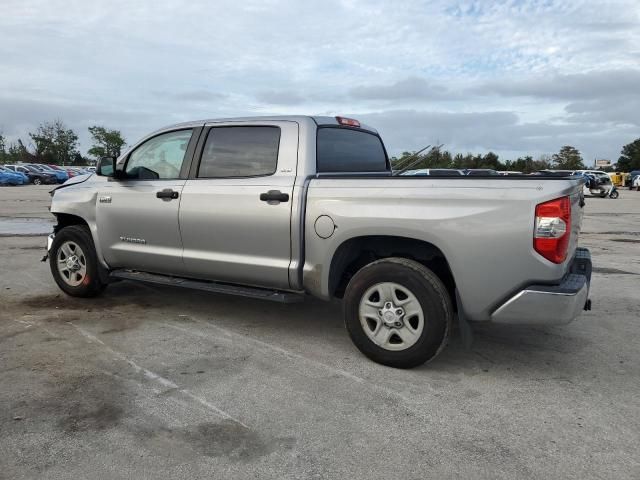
[49,173,93,195]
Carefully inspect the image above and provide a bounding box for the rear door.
[96,128,200,275]
[179,120,298,289]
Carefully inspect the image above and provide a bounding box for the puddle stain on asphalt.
[609,238,640,244]
[10,373,128,435]
[137,422,296,461]
[18,292,161,312]
[592,267,639,275]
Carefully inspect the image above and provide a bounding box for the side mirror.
[96,156,116,177]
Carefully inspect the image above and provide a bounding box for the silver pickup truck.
[47,115,592,368]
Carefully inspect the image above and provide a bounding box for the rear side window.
[317,127,387,172]
[198,126,280,178]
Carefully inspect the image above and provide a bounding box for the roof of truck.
[149,115,379,135]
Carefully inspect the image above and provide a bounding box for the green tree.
[6,140,33,163]
[88,126,126,160]
[617,138,640,172]
[0,132,5,163]
[29,120,79,165]
[552,146,584,170]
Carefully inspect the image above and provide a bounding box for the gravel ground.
[1,185,639,479]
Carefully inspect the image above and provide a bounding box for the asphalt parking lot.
[1,185,639,479]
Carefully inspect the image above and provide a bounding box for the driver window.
[125,129,193,180]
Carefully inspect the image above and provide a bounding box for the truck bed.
[302,176,585,322]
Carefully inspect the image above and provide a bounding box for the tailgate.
[566,180,586,269]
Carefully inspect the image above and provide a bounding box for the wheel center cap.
[66,256,79,270]
[383,311,397,323]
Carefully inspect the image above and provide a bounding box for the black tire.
[609,190,619,199]
[33,177,42,185]
[49,225,107,297]
[343,257,453,368]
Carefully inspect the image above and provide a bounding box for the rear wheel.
[343,257,453,368]
[33,177,42,185]
[49,225,106,297]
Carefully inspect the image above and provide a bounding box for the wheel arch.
[51,212,110,275]
[328,235,457,303]
[53,212,90,233]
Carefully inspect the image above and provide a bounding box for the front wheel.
[609,190,619,199]
[343,258,453,368]
[32,177,42,185]
[49,225,106,297]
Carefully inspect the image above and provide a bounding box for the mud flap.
[455,289,474,349]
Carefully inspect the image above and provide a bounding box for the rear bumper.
[490,248,592,325]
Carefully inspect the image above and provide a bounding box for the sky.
[1,0,639,164]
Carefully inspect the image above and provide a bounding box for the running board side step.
[109,270,305,303]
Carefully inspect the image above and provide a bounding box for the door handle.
[156,189,179,200]
[260,190,289,203]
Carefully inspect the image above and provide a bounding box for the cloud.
[349,77,455,101]
[565,97,640,127]
[475,69,640,100]
[254,90,305,105]
[167,91,229,103]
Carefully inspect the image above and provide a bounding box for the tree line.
[0,120,126,166]
[391,138,640,173]
[391,140,640,173]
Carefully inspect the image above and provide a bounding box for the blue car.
[28,164,68,183]
[0,166,28,184]
[0,166,26,185]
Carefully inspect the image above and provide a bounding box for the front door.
[179,121,298,290]
[96,128,197,275]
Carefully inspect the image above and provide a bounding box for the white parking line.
[69,322,249,429]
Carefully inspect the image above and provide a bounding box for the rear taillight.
[534,196,571,264]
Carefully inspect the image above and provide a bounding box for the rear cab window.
[198,126,281,178]
[316,127,388,173]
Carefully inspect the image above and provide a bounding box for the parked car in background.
[498,171,524,176]
[0,166,27,185]
[30,164,68,183]
[47,164,77,179]
[464,169,499,176]
[533,170,574,177]
[70,167,92,176]
[0,166,28,185]
[400,168,464,176]
[5,164,57,185]
[625,170,640,189]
